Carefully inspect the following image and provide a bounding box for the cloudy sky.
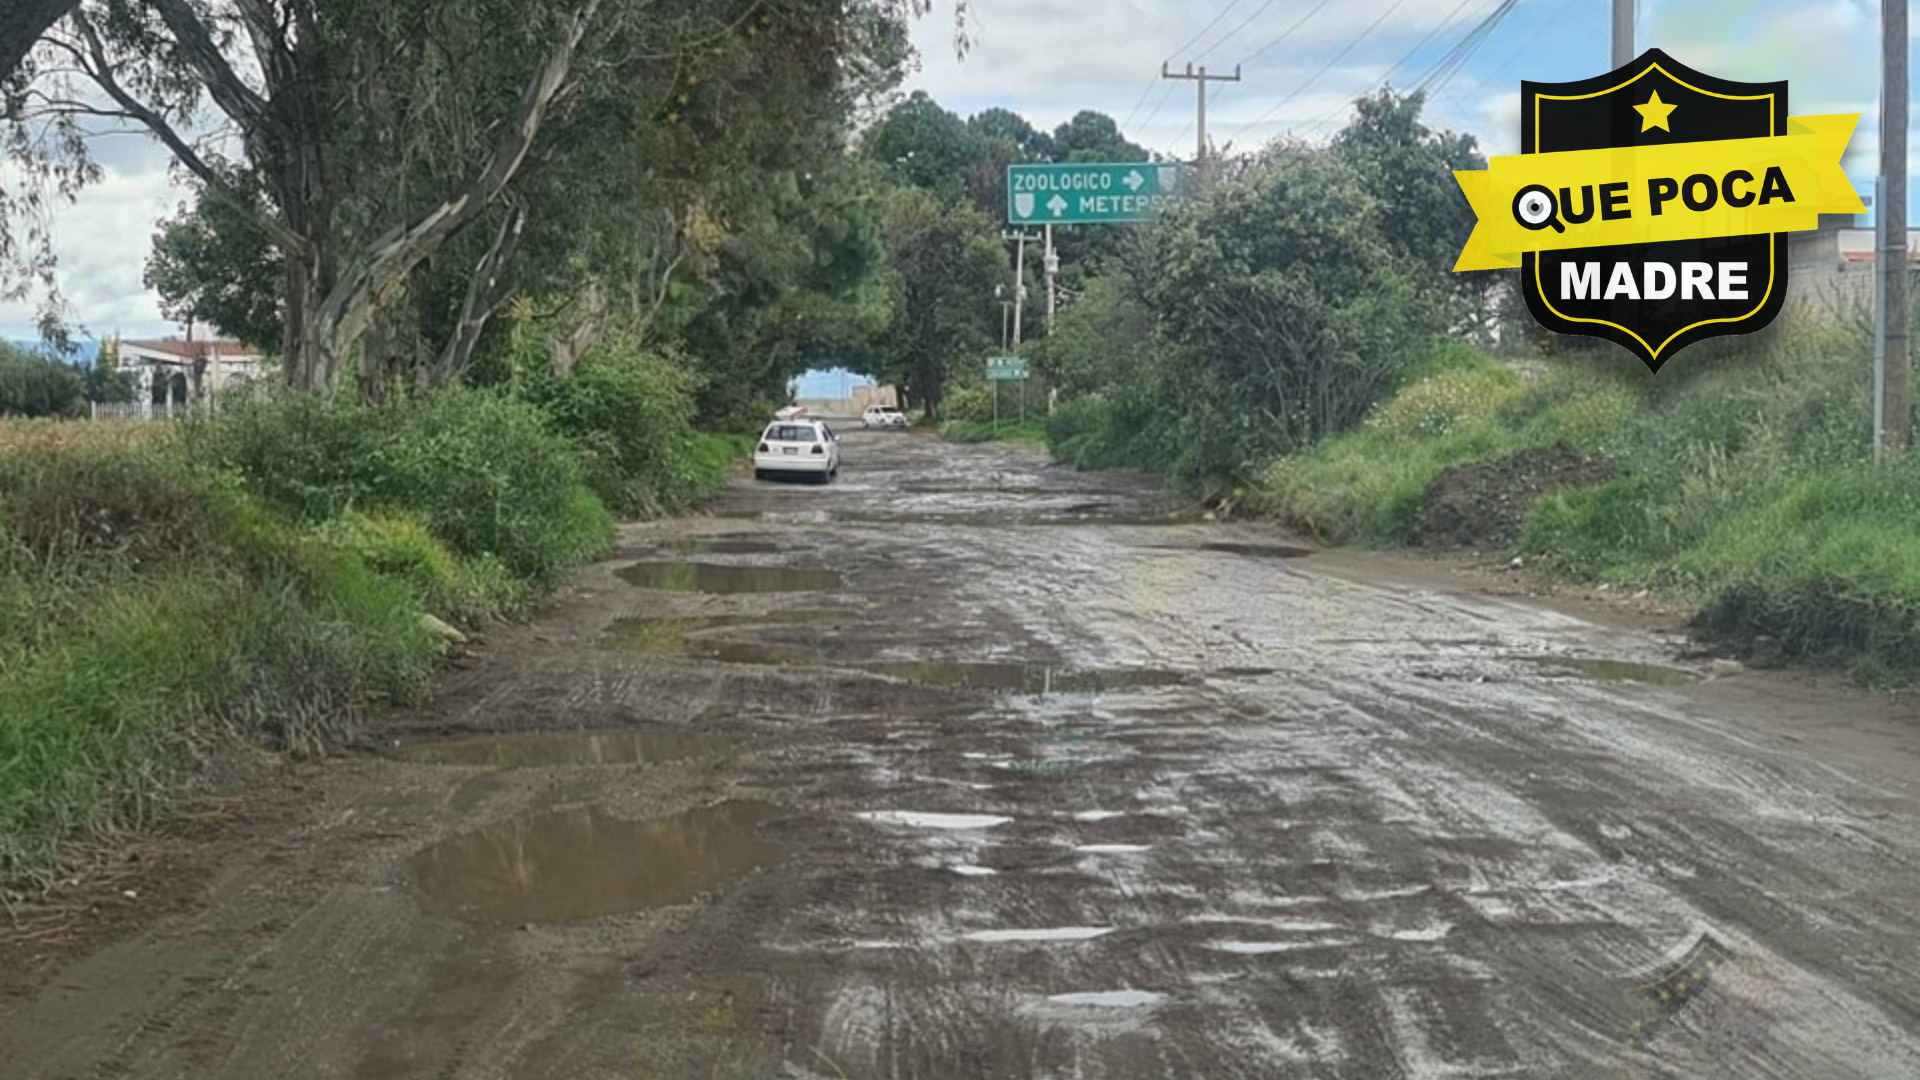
[2,0,1914,342]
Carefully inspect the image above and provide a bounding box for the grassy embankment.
[1243,316,1920,682]
[941,418,1048,446]
[0,349,747,883]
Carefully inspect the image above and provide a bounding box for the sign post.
[1006,163,1189,227]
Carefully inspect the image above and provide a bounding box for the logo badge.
[1013,191,1035,219]
[1452,49,1865,371]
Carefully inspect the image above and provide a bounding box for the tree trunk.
[432,201,527,387]
[0,0,78,96]
[550,277,609,375]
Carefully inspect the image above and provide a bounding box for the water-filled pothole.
[412,801,784,926]
[1198,542,1313,558]
[396,728,722,768]
[616,561,843,593]
[657,538,785,555]
[858,661,1192,693]
[597,611,848,662]
[1518,656,1698,686]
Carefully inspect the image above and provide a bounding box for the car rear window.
[766,424,817,443]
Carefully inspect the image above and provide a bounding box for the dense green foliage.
[0,343,86,417]
[1255,313,1920,682]
[0,338,753,879]
[1034,92,1478,492]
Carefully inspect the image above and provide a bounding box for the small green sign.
[1007,162,1189,225]
[986,356,1029,381]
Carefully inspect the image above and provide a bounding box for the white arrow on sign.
[1047,194,1068,217]
[1123,169,1145,192]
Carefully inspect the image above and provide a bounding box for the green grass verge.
[1,388,747,882]
[943,419,1049,445]
[1243,327,1920,683]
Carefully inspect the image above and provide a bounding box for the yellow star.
[1635,89,1677,132]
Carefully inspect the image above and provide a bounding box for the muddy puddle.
[616,560,843,593]
[1518,655,1699,686]
[412,801,784,926]
[653,537,786,555]
[859,661,1192,694]
[597,610,848,663]
[1196,542,1314,558]
[395,728,722,768]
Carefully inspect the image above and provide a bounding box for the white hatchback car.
[862,405,908,429]
[754,419,841,483]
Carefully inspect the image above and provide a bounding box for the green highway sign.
[1006,162,1189,225]
[986,356,1029,381]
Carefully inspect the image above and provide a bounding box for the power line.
[1240,0,1341,66]
[1168,0,1247,62]
[1415,0,1521,97]
[1134,79,1183,138]
[1293,0,1496,140]
[1228,0,1416,144]
[1123,1,1247,140]
[1193,0,1286,63]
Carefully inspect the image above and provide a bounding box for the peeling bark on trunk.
[550,277,610,376]
[433,200,528,386]
[313,0,599,384]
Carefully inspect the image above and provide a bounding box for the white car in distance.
[862,405,908,429]
[754,419,841,484]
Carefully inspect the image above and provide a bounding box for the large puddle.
[616,560,844,593]
[412,801,784,926]
[654,538,786,555]
[1519,656,1698,686]
[396,729,722,768]
[859,661,1193,693]
[597,611,847,663]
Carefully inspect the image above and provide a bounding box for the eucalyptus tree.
[5,0,963,393]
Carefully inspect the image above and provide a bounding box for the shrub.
[0,345,86,418]
[188,386,614,588]
[518,345,736,517]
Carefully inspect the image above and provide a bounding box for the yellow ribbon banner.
[1453,114,1866,272]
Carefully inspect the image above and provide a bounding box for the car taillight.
[811,445,824,455]
[758,443,770,452]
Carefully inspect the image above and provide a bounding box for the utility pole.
[1002,228,1040,348]
[1043,224,1059,335]
[1880,0,1910,455]
[1162,62,1241,173]
[1611,0,1633,69]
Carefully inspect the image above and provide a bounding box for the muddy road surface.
[7,426,1920,1080]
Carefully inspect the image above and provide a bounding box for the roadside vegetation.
[1030,87,1920,684]
[0,1,976,883]
[0,333,748,880]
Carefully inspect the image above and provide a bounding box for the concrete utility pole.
[1002,229,1040,348]
[1611,0,1634,69]
[1880,0,1910,455]
[1044,224,1059,335]
[1162,62,1241,171]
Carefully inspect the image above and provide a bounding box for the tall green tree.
[145,182,284,350]
[874,185,1005,419]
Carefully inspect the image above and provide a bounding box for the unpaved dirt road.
[7,426,1920,1080]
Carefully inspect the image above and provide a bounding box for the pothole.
[1518,656,1698,686]
[596,611,850,657]
[394,728,723,768]
[615,561,844,593]
[1198,542,1314,558]
[411,801,785,926]
[857,661,1192,693]
[655,538,785,555]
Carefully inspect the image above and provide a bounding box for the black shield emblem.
[1521,49,1788,371]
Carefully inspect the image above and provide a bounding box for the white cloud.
[0,135,188,341]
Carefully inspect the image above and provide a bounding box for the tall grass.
[1,370,745,881]
[1246,312,1920,681]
